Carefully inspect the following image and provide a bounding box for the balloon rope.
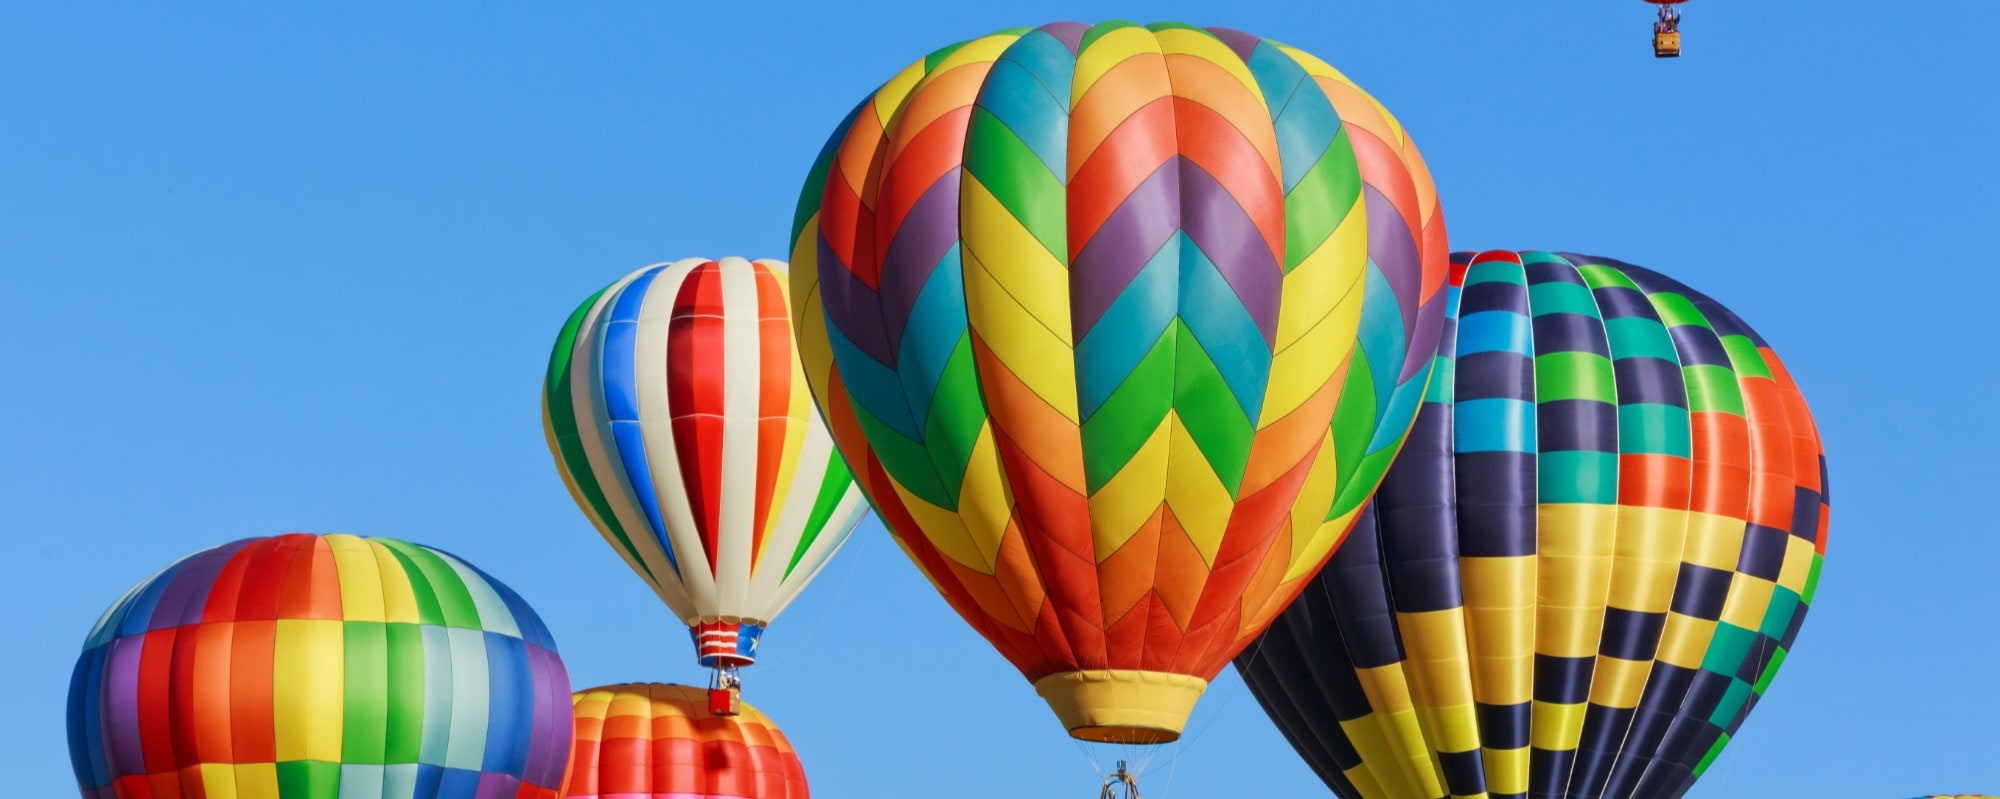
[740,532,870,674]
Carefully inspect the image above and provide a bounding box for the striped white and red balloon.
[543,257,868,669]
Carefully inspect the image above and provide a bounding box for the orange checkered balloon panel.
[565,684,807,799]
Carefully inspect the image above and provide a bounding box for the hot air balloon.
[565,683,807,799]
[543,257,869,691]
[66,533,575,799]
[1236,251,1827,799]
[790,20,1447,745]
[1648,0,1687,57]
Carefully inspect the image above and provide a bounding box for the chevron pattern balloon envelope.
[790,20,1447,742]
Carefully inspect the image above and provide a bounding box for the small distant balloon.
[565,683,808,799]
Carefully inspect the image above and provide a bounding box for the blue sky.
[4,2,1996,797]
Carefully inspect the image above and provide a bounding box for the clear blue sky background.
[5,2,1996,797]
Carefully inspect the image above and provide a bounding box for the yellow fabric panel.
[1719,575,1777,631]
[366,539,420,624]
[1285,506,1360,584]
[1341,714,1436,799]
[887,476,992,573]
[1536,505,1617,659]
[1656,612,1719,669]
[272,619,343,762]
[1683,511,1746,572]
[1529,700,1587,753]
[960,175,1072,341]
[1462,555,1534,705]
[1484,746,1530,796]
[952,424,1012,568]
[1089,418,1170,563]
[962,249,1079,424]
[1269,211,1366,376]
[927,32,1015,75]
[1606,506,1688,613]
[1777,534,1816,592]
[1355,664,1416,715]
[1339,762,1391,799]
[198,764,239,799]
[1283,430,1343,567]
[1164,414,1232,566]
[866,59,929,132]
[327,534,386,624]
[1586,655,1652,710]
[231,763,278,798]
[1398,609,1475,709]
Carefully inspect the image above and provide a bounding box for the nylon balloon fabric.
[543,257,869,668]
[1236,251,1828,799]
[565,683,808,799]
[65,533,575,799]
[790,20,1447,743]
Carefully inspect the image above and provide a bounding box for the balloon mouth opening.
[1033,669,1207,745]
[1067,725,1181,745]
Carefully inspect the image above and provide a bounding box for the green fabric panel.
[788,123,840,248]
[922,41,970,72]
[1536,451,1618,504]
[1422,356,1455,404]
[1720,334,1774,379]
[380,546,444,627]
[1576,263,1641,291]
[543,290,653,581]
[1528,280,1602,319]
[1691,732,1732,777]
[382,623,425,764]
[1079,20,1142,54]
[1083,327,1176,493]
[342,622,389,764]
[921,335,984,505]
[1619,403,1693,458]
[1802,555,1824,601]
[965,109,1065,260]
[1754,646,1789,695]
[1327,347,1380,516]
[852,398,951,508]
[1282,132,1360,272]
[1463,260,1526,286]
[1649,292,1710,330]
[1761,587,1802,639]
[1534,352,1615,403]
[786,451,857,579]
[1702,623,1758,674]
[1602,317,1680,363]
[1708,678,1754,727]
[1330,444,1399,522]
[1171,319,1253,497]
[380,540,480,630]
[1682,364,1746,416]
[277,760,340,798]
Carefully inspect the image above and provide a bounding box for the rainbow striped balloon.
[790,21,1446,742]
[565,683,807,799]
[65,533,574,799]
[544,257,868,668]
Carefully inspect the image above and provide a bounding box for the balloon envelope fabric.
[1236,251,1828,799]
[65,533,576,799]
[543,257,868,668]
[790,20,1447,742]
[565,683,807,799]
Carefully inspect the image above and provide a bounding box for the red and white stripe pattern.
[545,257,868,667]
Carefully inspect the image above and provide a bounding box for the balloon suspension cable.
[706,665,743,717]
[1099,761,1141,799]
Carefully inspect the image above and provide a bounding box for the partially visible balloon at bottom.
[566,683,808,799]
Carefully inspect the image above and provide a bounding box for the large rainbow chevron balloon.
[789,20,1448,742]
[66,533,574,799]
